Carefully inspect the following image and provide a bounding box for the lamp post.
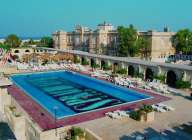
[54,106,58,136]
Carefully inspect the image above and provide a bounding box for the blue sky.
[0,0,192,37]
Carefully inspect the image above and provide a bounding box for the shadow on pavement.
[119,122,192,140]
[0,122,16,140]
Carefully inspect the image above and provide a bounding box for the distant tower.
[164,26,170,32]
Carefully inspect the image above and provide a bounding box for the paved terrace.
[76,90,192,140]
[7,72,170,131]
[35,47,192,71]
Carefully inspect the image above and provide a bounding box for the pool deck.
[7,81,170,131]
[75,90,192,140]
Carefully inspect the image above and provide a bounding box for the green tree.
[175,80,191,89]
[91,63,100,69]
[74,56,80,64]
[0,43,10,51]
[22,38,37,48]
[117,25,138,57]
[81,58,89,65]
[4,34,21,48]
[39,37,53,48]
[174,29,192,54]
[28,38,35,45]
[137,36,150,58]
[117,26,128,56]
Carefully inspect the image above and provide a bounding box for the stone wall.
[52,31,68,49]
[85,128,103,140]
[0,87,11,113]
[150,32,175,58]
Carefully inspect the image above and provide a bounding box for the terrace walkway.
[76,91,192,140]
[36,47,192,71]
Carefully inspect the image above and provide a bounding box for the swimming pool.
[10,71,151,119]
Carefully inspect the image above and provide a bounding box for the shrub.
[74,56,80,64]
[81,59,89,65]
[175,80,191,89]
[140,104,153,113]
[102,63,112,70]
[91,63,100,69]
[130,111,141,121]
[71,127,85,140]
[134,71,144,79]
[133,69,143,79]
[154,74,166,83]
[130,104,153,121]
[116,68,127,74]
[138,73,144,79]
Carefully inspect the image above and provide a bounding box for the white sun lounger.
[105,112,122,119]
[156,103,175,111]
[152,105,166,113]
[114,110,129,117]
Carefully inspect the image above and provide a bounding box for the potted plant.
[130,105,154,122]
[71,127,85,140]
[141,104,154,122]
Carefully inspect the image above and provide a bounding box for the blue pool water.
[10,71,151,119]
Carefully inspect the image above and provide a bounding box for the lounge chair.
[105,112,122,119]
[156,103,175,111]
[152,105,166,113]
[114,110,129,117]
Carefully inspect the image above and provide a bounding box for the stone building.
[52,22,176,60]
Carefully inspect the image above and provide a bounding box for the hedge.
[116,68,127,74]
[81,59,89,65]
[175,80,191,89]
